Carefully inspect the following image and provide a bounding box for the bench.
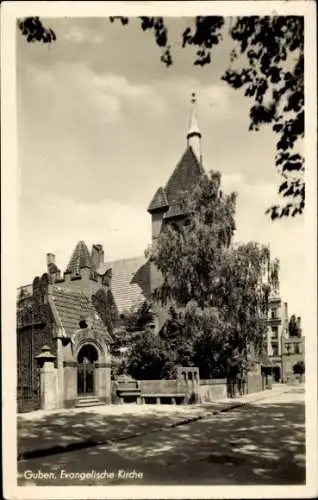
[115,381,141,403]
[140,393,186,404]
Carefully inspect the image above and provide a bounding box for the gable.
[51,287,111,342]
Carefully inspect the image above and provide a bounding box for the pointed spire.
[65,241,92,275]
[187,92,202,164]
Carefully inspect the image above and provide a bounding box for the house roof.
[51,286,111,342]
[148,146,204,217]
[65,240,92,274]
[105,256,151,314]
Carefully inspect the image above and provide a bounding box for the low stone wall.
[113,377,230,405]
[199,379,227,402]
[139,379,184,395]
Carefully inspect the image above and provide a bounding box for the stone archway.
[63,328,112,408]
[77,344,98,396]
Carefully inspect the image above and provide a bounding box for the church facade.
[17,99,205,412]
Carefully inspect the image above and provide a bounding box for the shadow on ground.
[18,405,205,457]
[18,398,305,486]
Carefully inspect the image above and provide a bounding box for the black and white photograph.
[1,1,317,499]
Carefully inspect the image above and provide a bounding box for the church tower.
[147,93,204,244]
[147,94,205,305]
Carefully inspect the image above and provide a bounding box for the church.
[17,96,206,412]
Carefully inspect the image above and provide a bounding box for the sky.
[16,16,305,318]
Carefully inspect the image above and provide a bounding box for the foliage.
[18,16,304,219]
[91,288,119,335]
[18,17,56,43]
[120,300,155,333]
[126,329,172,380]
[111,300,156,378]
[288,314,302,337]
[108,16,304,219]
[120,172,280,380]
[148,171,280,377]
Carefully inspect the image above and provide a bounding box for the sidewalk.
[18,384,296,461]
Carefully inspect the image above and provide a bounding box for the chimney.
[64,271,71,283]
[47,253,61,283]
[79,266,90,281]
[47,253,56,266]
[91,244,104,273]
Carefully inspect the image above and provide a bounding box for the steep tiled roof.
[148,146,204,219]
[165,146,204,205]
[147,187,169,213]
[51,286,111,342]
[105,256,151,314]
[65,241,92,274]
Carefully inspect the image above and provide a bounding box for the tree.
[126,327,172,380]
[293,360,305,375]
[18,16,304,219]
[120,300,155,333]
[111,300,157,377]
[149,171,279,376]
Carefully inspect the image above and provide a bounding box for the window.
[271,343,278,356]
[271,309,278,319]
[294,343,300,354]
[271,326,278,338]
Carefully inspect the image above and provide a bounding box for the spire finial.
[187,93,202,164]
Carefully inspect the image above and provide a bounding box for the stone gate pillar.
[35,345,58,411]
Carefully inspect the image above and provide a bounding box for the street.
[18,387,305,486]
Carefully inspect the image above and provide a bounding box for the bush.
[293,361,305,375]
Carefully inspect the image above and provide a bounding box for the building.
[16,97,206,411]
[17,245,116,412]
[17,95,302,411]
[263,296,305,381]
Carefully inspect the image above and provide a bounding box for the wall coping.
[199,379,227,385]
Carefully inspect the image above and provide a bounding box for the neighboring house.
[263,296,305,381]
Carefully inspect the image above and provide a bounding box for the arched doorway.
[272,365,281,382]
[77,344,98,396]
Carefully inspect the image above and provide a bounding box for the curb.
[17,388,292,462]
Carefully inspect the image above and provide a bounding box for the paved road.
[18,388,305,486]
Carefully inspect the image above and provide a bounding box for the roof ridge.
[106,255,146,266]
[52,287,89,298]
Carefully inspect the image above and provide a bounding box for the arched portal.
[272,365,281,382]
[77,344,98,396]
